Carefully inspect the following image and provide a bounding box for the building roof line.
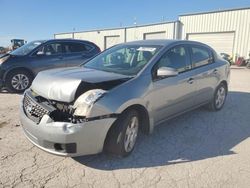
[54,6,250,36]
[55,20,179,35]
[179,6,250,17]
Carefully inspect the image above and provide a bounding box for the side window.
[37,43,64,56]
[191,46,212,67]
[156,45,189,73]
[64,42,93,53]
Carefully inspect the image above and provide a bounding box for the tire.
[104,109,140,157]
[207,83,227,111]
[246,62,250,69]
[5,69,33,93]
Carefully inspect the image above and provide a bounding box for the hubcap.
[11,74,29,90]
[215,86,226,109]
[124,116,139,152]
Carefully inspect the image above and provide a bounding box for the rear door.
[62,42,96,67]
[189,44,219,105]
[148,45,197,123]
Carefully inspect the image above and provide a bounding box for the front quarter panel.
[95,74,152,114]
[1,56,35,79]
[88,74,154,132]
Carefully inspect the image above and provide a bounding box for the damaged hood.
[31,67,131,102]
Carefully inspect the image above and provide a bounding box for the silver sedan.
[20,40,230,157]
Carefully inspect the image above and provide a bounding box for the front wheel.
[5,70,33,93]
[104,110,140,157]
[207,83,227,111]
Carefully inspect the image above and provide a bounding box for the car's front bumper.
[0,79,3,89]
[20,104,116,157]
[0,67,4,89]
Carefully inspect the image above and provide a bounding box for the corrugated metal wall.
[54,33,73,39]
[54,29,125,50]
[54,8,250,58]
[54,22,177,51]
[126,22,176,42]
[179,8,250,58]
[74,29,125,50]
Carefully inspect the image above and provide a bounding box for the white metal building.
[179,7,250,59]
[55,21,181,50]
[55,7,250,58]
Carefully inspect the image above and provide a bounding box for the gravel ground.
[0,67,250,188]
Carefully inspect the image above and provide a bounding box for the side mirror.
[157,67,178,78]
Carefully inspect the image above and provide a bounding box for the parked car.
[0,39,100,92]
[20,40,230,157]
[245,52,250,69]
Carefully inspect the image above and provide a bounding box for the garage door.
[104,35,120,49]
[187,32,235,55]
[144,32,166,40]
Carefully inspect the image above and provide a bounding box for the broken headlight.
[73,89,106,117]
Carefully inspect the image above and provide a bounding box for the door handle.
[187,78,194,84]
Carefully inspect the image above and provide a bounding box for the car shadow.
[73,91,250,170]
[0,88,22,95]
[0,88,9,93]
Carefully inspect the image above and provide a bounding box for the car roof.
[123,39,216,53]
[124,39,184,46]
[47,38,93,43]
[124,39,209,47]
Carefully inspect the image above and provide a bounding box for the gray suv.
[20,40,230,157]
[0,39,100,92]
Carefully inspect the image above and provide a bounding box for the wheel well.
[103,104,150,153]
[5,67,34,80]
[220,80,228,93]
[122,104,150,135]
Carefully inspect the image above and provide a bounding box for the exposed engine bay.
[23,78,129,124]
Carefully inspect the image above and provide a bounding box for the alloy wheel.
[124,116,139,152]
[11,74,30,91]
[215,86,226,109]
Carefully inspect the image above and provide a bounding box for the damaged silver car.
[20,40,230,157]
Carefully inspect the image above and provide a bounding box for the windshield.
[83,44,162,76]
[10,40,45,56]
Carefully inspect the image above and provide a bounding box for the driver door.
[147,45,197,124]
[30,42,67,74]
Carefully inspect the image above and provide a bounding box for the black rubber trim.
[76,113,119,123]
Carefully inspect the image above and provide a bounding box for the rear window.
[64,42,93,53]
[191,46,212,67]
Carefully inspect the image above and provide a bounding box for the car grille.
[23,92,49,123]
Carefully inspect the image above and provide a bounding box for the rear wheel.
[246,62,250,69]
[5,70,33,93]
[104,110,139,157]
[207,83,227,111]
